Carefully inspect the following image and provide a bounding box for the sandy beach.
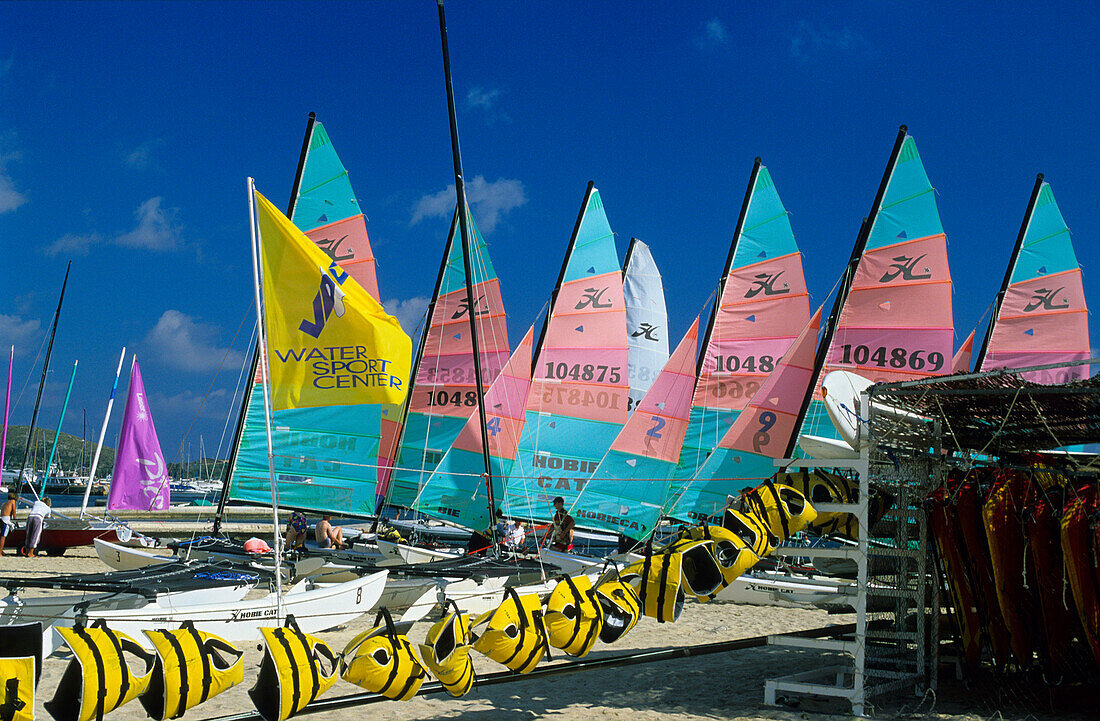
[0,547,1063,721]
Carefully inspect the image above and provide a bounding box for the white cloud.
[124,139,164,170]
[0,314,42,352]
[0,152,27,214]
[696,18,729,49]
[383,295,431,337]
[142,310,245,373]
[148,387,231,422]
[45,232,102,257]
[115,197,183,251]
[790,21,865,61]
[411,176,527,234]
[466,86,501,110]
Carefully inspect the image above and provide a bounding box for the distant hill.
[3,425,228,480]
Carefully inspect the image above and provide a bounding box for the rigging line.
[214,322,257,477]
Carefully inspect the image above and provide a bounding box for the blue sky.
[0,1,1097,468]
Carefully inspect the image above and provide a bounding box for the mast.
[533,181,596,364]
[783,125,909,457]
[974,173,1045,372]
[696,157,762,377]
[40,359,77,497]
[0,346,12,480]
[81,347,126,516]
[214,113,316,533]
[16,261,71,498]
[437,0,498,538]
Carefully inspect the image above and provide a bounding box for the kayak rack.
[206,621,871,720]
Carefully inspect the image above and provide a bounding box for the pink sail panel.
[694,251,809,413]
[453,326,535,459]
[721,307,822,457]
[951,330,975,374]
[411,280,510,418]
[529,272,629,425]
[107,359,169,511]
[304,214,379,301]
[375,405,404,499]
[612,318,700,462]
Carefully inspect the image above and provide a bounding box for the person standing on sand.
[545,496,575,552]
[22,497,51,557]
[0,491,17,555]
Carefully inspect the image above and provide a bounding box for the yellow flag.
[255,190,411,411]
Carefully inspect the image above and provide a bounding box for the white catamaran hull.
[49,570,388,653]
[94,537,174,571]
[375,538,463,566]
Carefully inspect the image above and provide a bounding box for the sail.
[384,205,511,510]
[674,163,809,483]
[623,239,669,414]
[670,308,822,522]
[502,185,629,524]
[952,330,975,374]
[108,358,170,511]
[411,326,535,533]
[799,132,954,445]
[569,318,699,540]
[978,180,1089,384]
[227,119,389,516]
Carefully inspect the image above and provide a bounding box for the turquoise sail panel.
[386,206,510,510]
[503,186,630,525]
[865,137,944,251]
[293,123,363,229]
[673,165,808,483]
[669,447,777,523]
[1010,184,1079,284]
[228,119,385,516]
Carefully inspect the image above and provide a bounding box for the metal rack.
[763,392,940,716]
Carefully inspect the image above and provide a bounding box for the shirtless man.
[0,492,17,556]
[315,515,346,550]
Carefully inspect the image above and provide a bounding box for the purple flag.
[107,359,170,510]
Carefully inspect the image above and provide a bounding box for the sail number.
[714,355,775,373]
[710,380,761,400]
[425,390,478,407]
[752,411,777,453]
[839,345,944,372]
[541,387,624,410]
[544,363,622,383]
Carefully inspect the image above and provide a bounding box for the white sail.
[623,239,669,414]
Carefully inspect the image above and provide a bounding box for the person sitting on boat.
[503,519,527,551]
[546,497,575,553]
[21,497,51,557]
[285,509,309,550]
[316,514,347,550]
[0,491,16,556]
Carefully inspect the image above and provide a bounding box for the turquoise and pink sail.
[502,183,629,524]
[623,238,669,414]
[976,177,1089,384]
[569,318,699,540]
[108,358,169,511]
[411,326,535,532]
[670,308,821,522]
[797,129,954,447]
[673,160,809,484]
[227,117,386,516]
[384,205,511,510]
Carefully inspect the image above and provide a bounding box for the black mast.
[214,112,316,534]
[437,0,498,539]
[696,157,762,378]
[973,173,1045,372]
[533,182,596,366]
[783,125,909,457]
[17,261,71,497]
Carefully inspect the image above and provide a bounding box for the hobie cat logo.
[452,295,488,320]
[1023,287,1069,312]
[315,234,354,263]
[576,287,613,310]
[880,254,931,283]
[631,323,660,341]
[744,271,790,298]
[299,261,349,338]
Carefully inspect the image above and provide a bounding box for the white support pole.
[81,347,127,517]
[247,177,284,611]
